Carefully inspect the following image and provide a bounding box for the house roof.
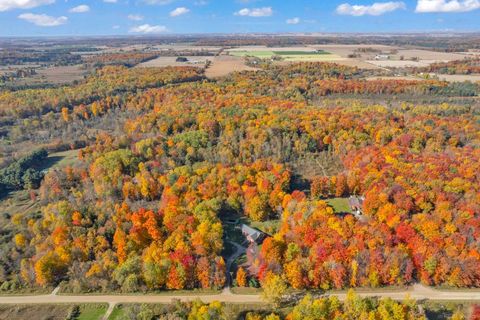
[348,196,363,208]
[241,224,265,242]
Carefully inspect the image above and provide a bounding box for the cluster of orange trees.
[1,62,479,293]
[0,65,203,118]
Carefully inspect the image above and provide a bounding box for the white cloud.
[336,1,406,16]
[235,7,273,17]
[18,13,67,26]
[69,4,89,13]
[416,0,480,12]
[129,24,167,33]
[170,7,189,17]
[286,17,300,24]
[128,14,144,21]
[142,0,173,4]
[0,0,54,11]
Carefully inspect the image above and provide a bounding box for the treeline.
[106,291,465,320]
[0,149,47,193]
[0,50,82,66]
[222,62,478,99]
[414,58,480,75]
[82,52,160,67]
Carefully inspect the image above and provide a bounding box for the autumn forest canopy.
[0,57,479,297]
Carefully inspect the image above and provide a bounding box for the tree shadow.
[36,155,63,172]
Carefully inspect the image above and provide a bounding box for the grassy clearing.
[0,189,40,216]
[40,149,81,172]
[327,197,351,214]
[0,304,107,320]
[108,305,125,320]
[250,219,280,235]
[77,304,108,320]
[273,50,330,55]
[230,51,275,58]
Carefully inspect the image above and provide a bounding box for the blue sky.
[0,0,479,36]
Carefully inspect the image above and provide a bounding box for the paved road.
[1,284,480,306]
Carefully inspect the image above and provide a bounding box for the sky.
[0,0,479,36]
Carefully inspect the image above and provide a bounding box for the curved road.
[223,240,247,295]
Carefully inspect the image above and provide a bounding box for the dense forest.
[0,61,479,295]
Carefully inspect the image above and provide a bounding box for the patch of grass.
[108,305,125,320]
[0,189,40,216]
[77,304,108,320]
[40,149,81,172]
[273,50,330,55]
[229,50,339,62]
[231,287,262,295]
[326,197,351,214]
[0,304,107,320]
[230,51,275,58]
[250,219,280,235]
[282,55,341,62]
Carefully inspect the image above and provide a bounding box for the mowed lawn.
[327,197,352,214]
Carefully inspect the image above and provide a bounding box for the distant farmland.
[228,50,343,61]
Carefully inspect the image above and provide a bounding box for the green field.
[229,50,340,62]
[0,304,107,320]
[77,304,108,320]
[326,197,352,214]
[273,50,330,55]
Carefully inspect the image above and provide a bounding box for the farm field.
[34,65,88,84]
[435,74,480,82]
[366,59,433,68]
[205,55,258,78]
[136,56,210,68]
[1,64,88,87]
[228,48,344,62]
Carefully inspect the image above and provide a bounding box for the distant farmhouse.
[374,54,390,60]
[241,224,267,244]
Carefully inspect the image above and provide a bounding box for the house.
[374,54,390,60]
[241,224,266,244]
[349,196,365,218]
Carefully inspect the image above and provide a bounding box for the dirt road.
[0,284,480,306]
